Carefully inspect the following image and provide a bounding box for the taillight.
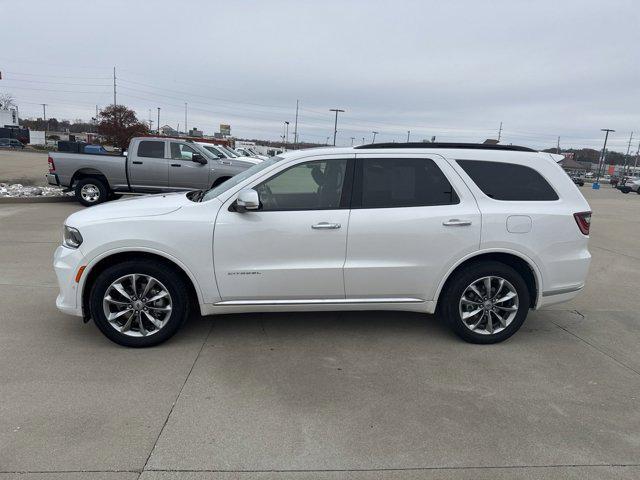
[48,156,55,173]
[574,211,591,236]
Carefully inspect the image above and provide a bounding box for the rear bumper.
[46,173,59,186]
[53,245,84,317]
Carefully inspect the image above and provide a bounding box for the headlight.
[63,225,83,249]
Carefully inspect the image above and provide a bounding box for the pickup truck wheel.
[440,261,530,344]
[89,260,189,347]
[75,178,108,206]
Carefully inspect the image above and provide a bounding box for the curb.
[0,196,76,204]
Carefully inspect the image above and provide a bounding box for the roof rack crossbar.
[354,142,536,152]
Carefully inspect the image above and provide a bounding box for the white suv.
[53,143,591,347]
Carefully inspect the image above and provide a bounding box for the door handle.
[132,161,143,165]
[312,222,341,230]
[170,163,181,167]
[443,219,472,226]
[220,161,232,165]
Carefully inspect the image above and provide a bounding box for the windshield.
[199,144,227,158]
[201,156,282,202]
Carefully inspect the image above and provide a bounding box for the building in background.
[0,108,19,127]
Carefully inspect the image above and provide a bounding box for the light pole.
[157,107,161,135]
[326,136,330,145]
[595,128,614,188]
[407,130,411,142]
[362,136,365,144]
[372,131,378,143]
[284,121,290,147]
[329,108,345,146]
[350,137,355,146]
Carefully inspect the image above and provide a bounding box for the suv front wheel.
[440,261,530,344]
[89,260,190,347]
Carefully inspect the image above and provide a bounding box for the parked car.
[618,178,640,194]
[569,174,584,186]
[84,144,109,155]
[53,142,591,347]
[47,137,260,206]
[0,138,25,149]
[235,146,269,160]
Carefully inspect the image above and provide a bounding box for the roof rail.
[354,142,537,152]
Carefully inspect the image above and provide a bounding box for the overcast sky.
[1,0,638,151]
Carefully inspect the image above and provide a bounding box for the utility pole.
[372,131,378,143]
[595,128,614,186]
[113,67,116,107]
[623,132,634,175]
[350,137,355,146]
[497,121,503,142]
[41,104,47,134]
[557,136,561,154]
[184,103,188,136]
[157,107,161,135]
[407,130,411,142]
[329,108,345,146]
[293,99,299,149]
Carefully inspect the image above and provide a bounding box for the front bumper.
[53,245,84,317]
[46,173,59,186]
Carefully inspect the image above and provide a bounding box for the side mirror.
[192,153,207,164]
[236,189,259,212]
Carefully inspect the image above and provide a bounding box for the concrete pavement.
[0,149,49,186]
[1,187,639,479]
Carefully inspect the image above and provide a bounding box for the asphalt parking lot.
[1,186,639,479]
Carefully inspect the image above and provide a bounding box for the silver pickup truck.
[47,137,262,206]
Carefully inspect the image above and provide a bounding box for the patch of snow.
[0,183,73,198]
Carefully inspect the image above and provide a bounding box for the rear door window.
[457,160,558,201]
[354,157,459,208]
[137,140,165,159]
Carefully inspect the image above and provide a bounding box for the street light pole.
[350,137,355,146]
[372,131,378,143]
[284,121,290,147]
[407,130,411,142]
[157,107,161,135]
[595,128,614,187]
[329,108,345,146]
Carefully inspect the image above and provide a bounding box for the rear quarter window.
[457,160,558,201]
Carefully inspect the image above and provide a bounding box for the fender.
[432,247,544,309]
[76,245,206,313]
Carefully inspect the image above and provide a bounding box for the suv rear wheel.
[440,261,530,344]
[75,177,108,206]
[89,260,190,347]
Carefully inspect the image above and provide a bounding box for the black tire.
[440,261,530,344]
[89,260,190,347]
[75,177,109,206]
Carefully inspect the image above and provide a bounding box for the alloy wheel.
[102,274,173,337]
[458,275,519,335]
[80,184,100,203]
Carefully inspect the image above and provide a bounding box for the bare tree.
[0,93,16,110]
